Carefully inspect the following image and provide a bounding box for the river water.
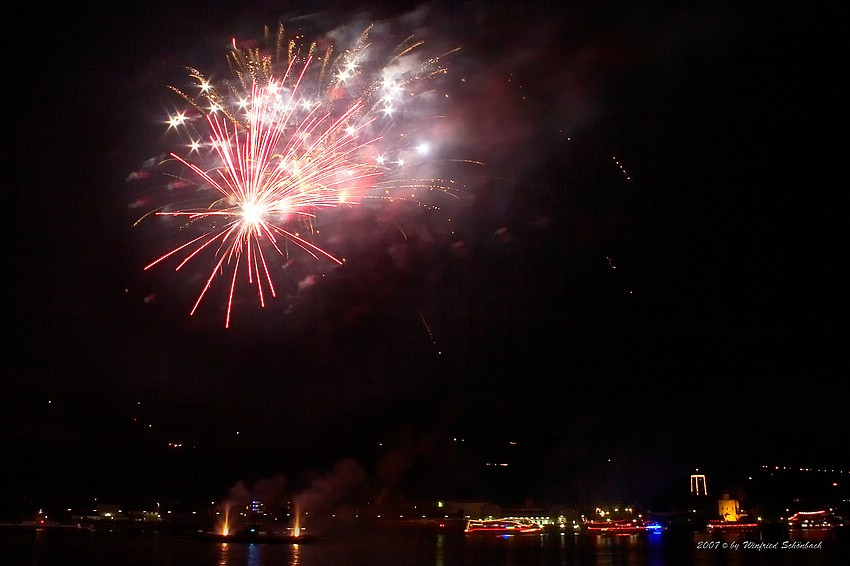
[2,524,846,566]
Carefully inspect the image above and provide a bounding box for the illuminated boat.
[463,518,543,535]
[584,519,662,534]
[706,519,760,531]
[193,528,318,544]
[786,510,837,530]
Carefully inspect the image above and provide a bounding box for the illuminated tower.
[690,473,708,496]
[718,494,739,522]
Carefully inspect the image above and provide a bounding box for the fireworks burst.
[133,21,474,327]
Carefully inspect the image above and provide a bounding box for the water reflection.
[787,528,834,544]
[647,531,665,566]
[246,543,262,566]
[462,531,674,566]
[434,533,445,566]
[7,523,842,566]
[291,541,302,566]
[217,542,230,566]
[589,532,653,566]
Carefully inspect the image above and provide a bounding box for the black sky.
[4,0,842,512]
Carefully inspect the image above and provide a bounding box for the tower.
[690,473,707,496]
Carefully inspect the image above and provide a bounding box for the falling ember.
[134,21,468,327]
[612,155,632,181]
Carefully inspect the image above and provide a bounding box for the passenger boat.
[706,519,760,531]
[786,510,837,530]
[584,519,661,534]
[463,518,543,535]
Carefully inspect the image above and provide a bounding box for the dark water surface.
[2,525,846,566]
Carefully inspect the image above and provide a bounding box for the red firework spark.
[145,57,389,327]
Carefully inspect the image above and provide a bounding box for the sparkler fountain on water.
[219,501,231,536]
[292,499,302,538]
[134,21,471,327]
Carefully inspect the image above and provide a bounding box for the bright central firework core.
[240,202,263,227]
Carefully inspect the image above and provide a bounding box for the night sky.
[4,0,841,513]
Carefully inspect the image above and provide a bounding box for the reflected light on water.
[589,533,660,566]
[217,542,230,566]
[291,542,301,566]
[247,543,262,566]
[435,533,445,566]
[6,523,845,566]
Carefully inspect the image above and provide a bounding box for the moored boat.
[464,518,542,535]
[706,519,760,531]
[584,519,662,534]
[786,510,837,531]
